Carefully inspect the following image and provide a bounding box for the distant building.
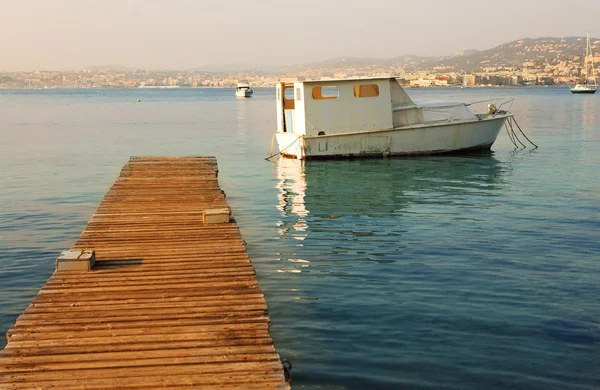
[465,74,476,86]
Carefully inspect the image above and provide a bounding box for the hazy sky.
[1,0,599,71]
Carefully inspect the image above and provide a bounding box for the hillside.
[284,36,599,74]
[432,36,598,72]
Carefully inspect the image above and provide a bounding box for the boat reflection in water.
[271,155,511,388]
[274,154,507,272]
[274,158,310,273]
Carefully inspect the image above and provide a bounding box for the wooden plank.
[0,361,286,383]
[7,316,271,339]
[2,377,290,390]
[27,285,265,302]
[0,346,279,371]
[2,337,274,356]
[0,156,290,389]
[7,323,271,342]
[26,297,267,313]
[27,293,266,308]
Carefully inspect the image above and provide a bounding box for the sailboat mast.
[569,31,596,93]
[587,31,597,87]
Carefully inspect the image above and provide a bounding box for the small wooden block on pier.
[203,207,231,224]
[55,249,95,271]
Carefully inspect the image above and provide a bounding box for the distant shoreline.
[0,85,573,91]
[0,86,274,90]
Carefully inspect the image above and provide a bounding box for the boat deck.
[0,156,290,389]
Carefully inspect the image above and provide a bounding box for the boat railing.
[465,97,514,114]
[392,98,514,125]
[417,103,475,123]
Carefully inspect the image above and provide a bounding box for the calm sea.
[1,87,599,389]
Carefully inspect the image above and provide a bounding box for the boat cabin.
[276,77,431,137]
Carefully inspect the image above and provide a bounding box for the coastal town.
[1,36,598,89]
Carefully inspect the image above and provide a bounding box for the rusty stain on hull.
[281,141,495,160]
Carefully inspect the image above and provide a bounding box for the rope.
[265,135,303,161]
[504,122,519,148]
[266,133,276,158]
[507,117,526,148]
[503,116,538,150]
[305,118,318,133]
[510,117,538,149]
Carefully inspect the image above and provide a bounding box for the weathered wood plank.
[7,316,271,338]
[0,361,285,383]
[2,377,290,390]
[28,293,265,308]
[2,337,274,356]
[7,323,271,342]
[27,297,266,313]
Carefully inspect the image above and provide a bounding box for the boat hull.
[276,115,509,159]
[570,89,597,94]
[235,90,253,97]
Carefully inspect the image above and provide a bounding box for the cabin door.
[278,83,295,133]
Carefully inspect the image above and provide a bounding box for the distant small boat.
[571,31,597,94]
[571,83,596,94]
[235,82,253,97]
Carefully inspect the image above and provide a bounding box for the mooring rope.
[265,135,303,161]
[507,118,527,148]
[266,133,276,158]
[504,122,519,148]
[504,116,538,150]
[510,116,538,149]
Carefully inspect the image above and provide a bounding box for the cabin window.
[284,87,295,100]
[353,84,379,98]
[312,86,339,100]
[296,88,302,101]
[282,86,295,109]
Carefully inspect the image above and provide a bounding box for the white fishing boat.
[235,82,253,97]
[272,76,513,159]
[571,32,597,94]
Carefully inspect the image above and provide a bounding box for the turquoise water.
[1,87,599,389]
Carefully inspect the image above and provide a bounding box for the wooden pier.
[1,157,290,389]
